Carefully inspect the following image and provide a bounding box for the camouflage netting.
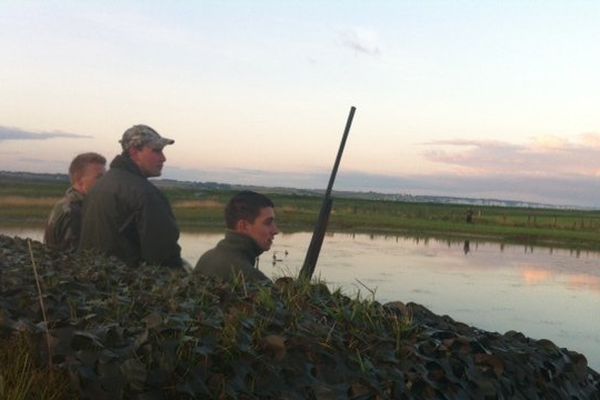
[0,235,599,399]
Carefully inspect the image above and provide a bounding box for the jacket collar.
[220,231,264,262]
[65,186,85,202]
[110,154,145,177]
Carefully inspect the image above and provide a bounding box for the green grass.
[170,190,600,249]
[2,179,600,250]
[0,334,74,400]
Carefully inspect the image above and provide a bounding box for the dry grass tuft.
[0,334,74,400]
[173,199,224,209]
[0,196,58,208]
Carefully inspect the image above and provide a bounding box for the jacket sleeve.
[44,203,77,252]
[137,190,183,268]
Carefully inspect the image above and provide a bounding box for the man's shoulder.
[99,167,145,187]
[45,191,81,251]
[194,246,221,269]
[89,167,155,201]
[194,241,269,282]
[49,193,77,220]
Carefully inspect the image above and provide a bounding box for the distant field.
[2,179,600,250]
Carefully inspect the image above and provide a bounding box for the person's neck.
[122,154,150,178]
[72,184,85,195]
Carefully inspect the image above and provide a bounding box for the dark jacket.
[44,186,84,252]
[194,231,270,282]
[78,154,182,268]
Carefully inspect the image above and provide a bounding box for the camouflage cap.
[119,124,175,151]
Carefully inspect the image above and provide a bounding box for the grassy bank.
[2,179,600,250]
[1,236,413,398]
[2,236,599,398]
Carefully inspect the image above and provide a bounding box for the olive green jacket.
[44,186,84,252]
[78,155,182,268]
[194,231,270,282]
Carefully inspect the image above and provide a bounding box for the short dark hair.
[225,191,274,229]
[69,152,106,183]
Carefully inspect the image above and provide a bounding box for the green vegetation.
[1,236,412,398]
[2,178,600,250]
[0,179,65,224]
[163,188,600,250]
[0,334,74,400]
[3,236,599,398]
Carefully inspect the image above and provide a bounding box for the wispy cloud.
[18,157,66,166]
[163,166,329,188]
[0,126,92,142]
[422,134,600,177]
[6,160,599,207]
[340,27,382,56]
[163,165,600,208]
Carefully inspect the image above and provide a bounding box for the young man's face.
[238,207,279,251]
[77,162,106,194]
[130,145,166,177]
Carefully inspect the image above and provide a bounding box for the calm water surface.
[3,227,600,370]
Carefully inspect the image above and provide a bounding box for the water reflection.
[259,231,600,371]
[521,266,554,285]
[1,226,599,370]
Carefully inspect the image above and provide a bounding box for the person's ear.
[130,146,146,162]
[235,219,250,233]
[72,173,84,191]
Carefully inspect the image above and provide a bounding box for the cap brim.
[150,138,175,148]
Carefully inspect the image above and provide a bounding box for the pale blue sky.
[2,1,600,206]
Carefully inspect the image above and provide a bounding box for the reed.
[0,335,73,400]
[0,196,58,207]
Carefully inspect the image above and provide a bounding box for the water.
[3,227,600,371]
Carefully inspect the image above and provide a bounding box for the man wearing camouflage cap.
[79,124,184,268]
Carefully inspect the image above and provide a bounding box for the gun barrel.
[324,106,356,196]
[299,106,356,280]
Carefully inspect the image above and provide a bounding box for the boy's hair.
[69,152,106,184]
[225,191,274,229]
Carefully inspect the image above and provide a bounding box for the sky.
[1,1,600,207]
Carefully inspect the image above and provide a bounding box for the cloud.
[580,132,600,148]
[162,165,600,208]
[6,159,600,207]
[340,27,382,56]
[163,166,329,188]
[18,157,66,166]
[335,170,600,208]
[422,134,600,177]
[0,126,92,142]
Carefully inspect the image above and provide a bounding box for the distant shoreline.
[3,172,600,251]
[2,169,594,210]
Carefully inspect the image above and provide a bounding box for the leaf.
[261,335,287,361]
[120,358,147,391]
[142,313,163,329]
